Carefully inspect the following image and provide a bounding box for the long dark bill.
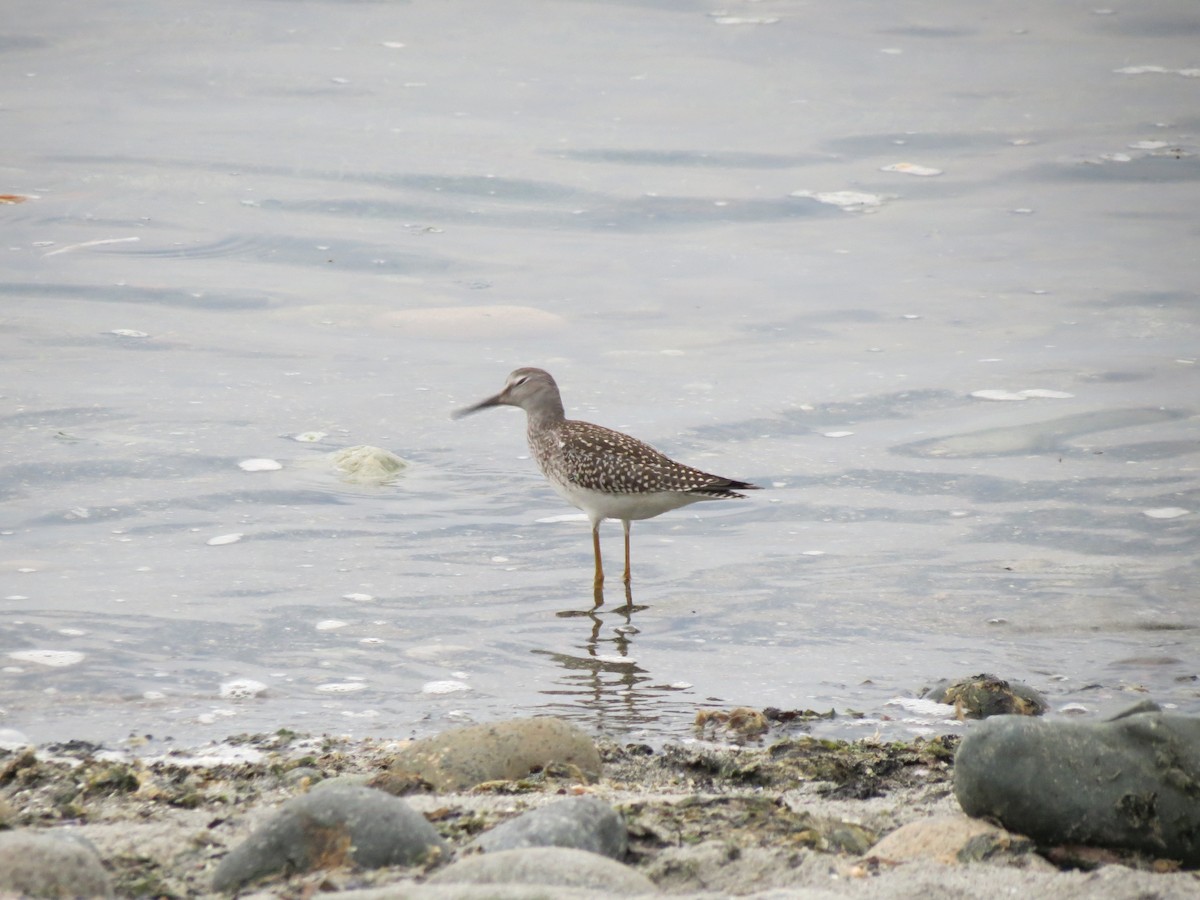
[451,393,504,420]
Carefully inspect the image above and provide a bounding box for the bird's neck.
[523,399,566,432]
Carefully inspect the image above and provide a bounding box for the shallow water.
[2,0,1197,751]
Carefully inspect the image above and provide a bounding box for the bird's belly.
[550,482,706,522]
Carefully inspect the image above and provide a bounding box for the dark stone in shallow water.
[953,701,1200,866]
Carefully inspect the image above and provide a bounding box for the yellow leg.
[622,520,632,585]
[592,523,604,588]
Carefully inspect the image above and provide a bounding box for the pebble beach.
[2,718,1198,898]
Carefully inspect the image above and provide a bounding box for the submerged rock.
[373,717,602,793]
[694,706,770,740]
[330,445,409,484]
[954,701,1200,865]
[470,795,627,859]
[923,673,1047,719]
[212,784,446,892]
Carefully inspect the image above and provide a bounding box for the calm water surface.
[1,0,1197,751]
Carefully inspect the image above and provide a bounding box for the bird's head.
[452,367,563,419]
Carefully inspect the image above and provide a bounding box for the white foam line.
[42,236,140,257]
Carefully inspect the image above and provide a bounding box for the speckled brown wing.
[536,420,757,497]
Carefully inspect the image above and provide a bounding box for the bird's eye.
[513,376,529,386]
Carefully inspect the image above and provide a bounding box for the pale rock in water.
[330,445,409,483]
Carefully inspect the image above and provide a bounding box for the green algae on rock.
[923,674,1048,719]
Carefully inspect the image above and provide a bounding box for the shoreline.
[2,728,1198,898]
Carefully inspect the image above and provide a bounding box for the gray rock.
[954,701,1200,864]
[213,784,448,892]
[470,796,627,859]
[375,717,602,792]
[427,846,657,894]
[0,830,113,898]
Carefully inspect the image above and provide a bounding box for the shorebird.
[453,367,759,590]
